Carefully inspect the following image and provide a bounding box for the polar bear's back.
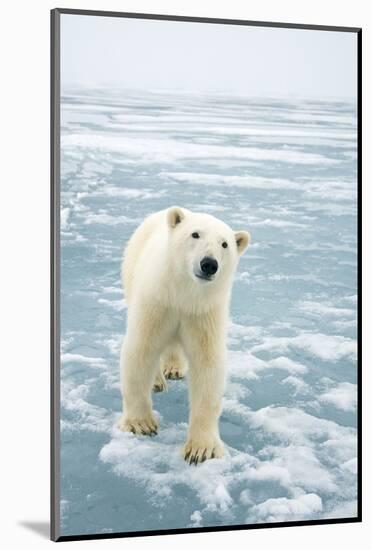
[122,209,167,303]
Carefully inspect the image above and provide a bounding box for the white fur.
[118,206,250,463]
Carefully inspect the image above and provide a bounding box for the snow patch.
[249,493,322,523]
[319,382,357,412]
[252,332,357,362]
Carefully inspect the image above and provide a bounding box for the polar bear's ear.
[235,231,251,255]
[167,206,185,228]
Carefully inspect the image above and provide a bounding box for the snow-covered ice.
[60,88,358,536]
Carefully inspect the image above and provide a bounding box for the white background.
[0,0,368,548]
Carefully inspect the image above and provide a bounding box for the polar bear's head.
[167,206,250,288]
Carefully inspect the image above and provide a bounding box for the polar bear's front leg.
[119,337,159,435]
[181,310,227,464]
[119,306,171,435]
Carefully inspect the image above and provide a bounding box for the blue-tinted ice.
[60,88,357,536]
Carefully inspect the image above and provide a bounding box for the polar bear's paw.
[153,372,168,393]
[118,414,158,436]
[163,360,187,380]
[182,437,225,465]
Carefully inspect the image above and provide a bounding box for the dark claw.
[211,449,215,459]
[189,454,196,465]
[201,450,207,463]
[184,450,191,462]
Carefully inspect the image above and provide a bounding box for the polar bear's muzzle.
[195,256,218,282]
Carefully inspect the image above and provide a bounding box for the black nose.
[200,256,218,276]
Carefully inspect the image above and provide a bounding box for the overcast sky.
[61,14,357,98]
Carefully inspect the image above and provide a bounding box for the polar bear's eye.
[222,241,228,249]
[192,232,200,239]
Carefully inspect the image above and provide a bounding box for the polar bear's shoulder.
[122,209,169,298]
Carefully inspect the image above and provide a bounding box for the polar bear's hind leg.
[153,369,168,393]
[161,341,188,380]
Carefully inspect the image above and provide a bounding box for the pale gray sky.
[61,14,357,98]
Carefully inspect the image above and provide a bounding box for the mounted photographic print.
[51,8,362,542]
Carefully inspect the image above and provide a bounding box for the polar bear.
[118,206,250,464]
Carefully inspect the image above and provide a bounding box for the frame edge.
[51,7,61,543]
[54,7,361,33]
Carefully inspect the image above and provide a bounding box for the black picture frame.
[51,8,362,542]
